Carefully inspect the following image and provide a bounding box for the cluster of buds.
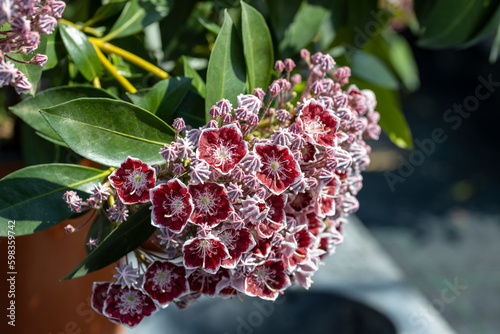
[0,0,65,93]
[68,50,381,328]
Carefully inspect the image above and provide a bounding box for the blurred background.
[1,1,500,333]
[357,31,500,334]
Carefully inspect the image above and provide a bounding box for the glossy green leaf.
[363,33,419,92]
[21,123,81,166]
[385,34,419,92]
[62,206,156,280]
[9,34,47,95]
[330,1,390,50]
[179,56,206,98]
[266,0,302,43]
[86,0,127,27]
[136,77,192,123]
[241,1,274,93]
[104,0,172,41]
[10,85,116,145]
[0,164,108,236]
[350,77,413,149]
[490,22,500,63]
[85,214,113,254]
[175,90,206,129]
[40,98,175,167]
[459,3,500,48]
[279,1,330,57]
[126,88,151,104]
[59,23,102,81]
[44,27,58,71]
[197,16,221,35]
[206,10,246,121]
[417,0,500,49]
[350,52,399,90]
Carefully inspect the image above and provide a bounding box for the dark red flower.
[254,143,301,195]
[297,101,340,147]
[187,268,230,296]
[288,190,314,213]
[300,142,319,162]
[91,282,114,317]
[183,236,230,274]
[217,227,256,268]
[306,212,326,237]
[109,156,156,204]
[197,124,248,174]
[251,234,272,258]
[245,260,291,300]
[188,182,232,228]
[143,261,187,308]
[103,284,157,328]
[150,179,193,233]
[285,227,314,269]
[256,194,287,238]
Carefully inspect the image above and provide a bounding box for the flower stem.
[58,18,102,37]
[92,42,137,93]
[92,76,101,88]
[89,37,169,79]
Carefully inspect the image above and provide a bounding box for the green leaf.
[40,98,175,167]
[126,88,151,104]
[417,0,500,49]
[174,90,206,129]
[197,16,221,35]
[10,85,116,145]
[0,164,108,236]
[86,0,127,27]
[330,1,391,50]
[85,214,113,254]
[462,3,500,48]
[362,33,418,92]
[241,1,274,93]
[385,34,419,92]
[44,26,58,71]
[206,10,246,121]
[266,0,302,43]
[59,23,102,81]
[104,0,172,41]
[136,77,192,123]
[9,35,47,95]
[179,56,206,98]
[62,206,156,280]
[350,77,413,149]
[350,51,399,90]
[279,1,330,57]
[21,123,81,166]
[490,22,500,63]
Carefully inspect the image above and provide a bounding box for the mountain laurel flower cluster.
[63,51,381,328]
[0,0,64,93]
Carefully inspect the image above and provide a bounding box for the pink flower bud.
[209,105,222,118]
[14,74,31,94]
[300,49,310,60]
[31,54,48,66]
[274,60,285,72]
[253,88,265,100]
[247,113,258,126]
[51,1,66,19]
[37,14,57,34]
[291,73,302,85]
[65,224,75,234]
[284,58,295,71]
[269,81,282,97]
[172,117,186,131]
